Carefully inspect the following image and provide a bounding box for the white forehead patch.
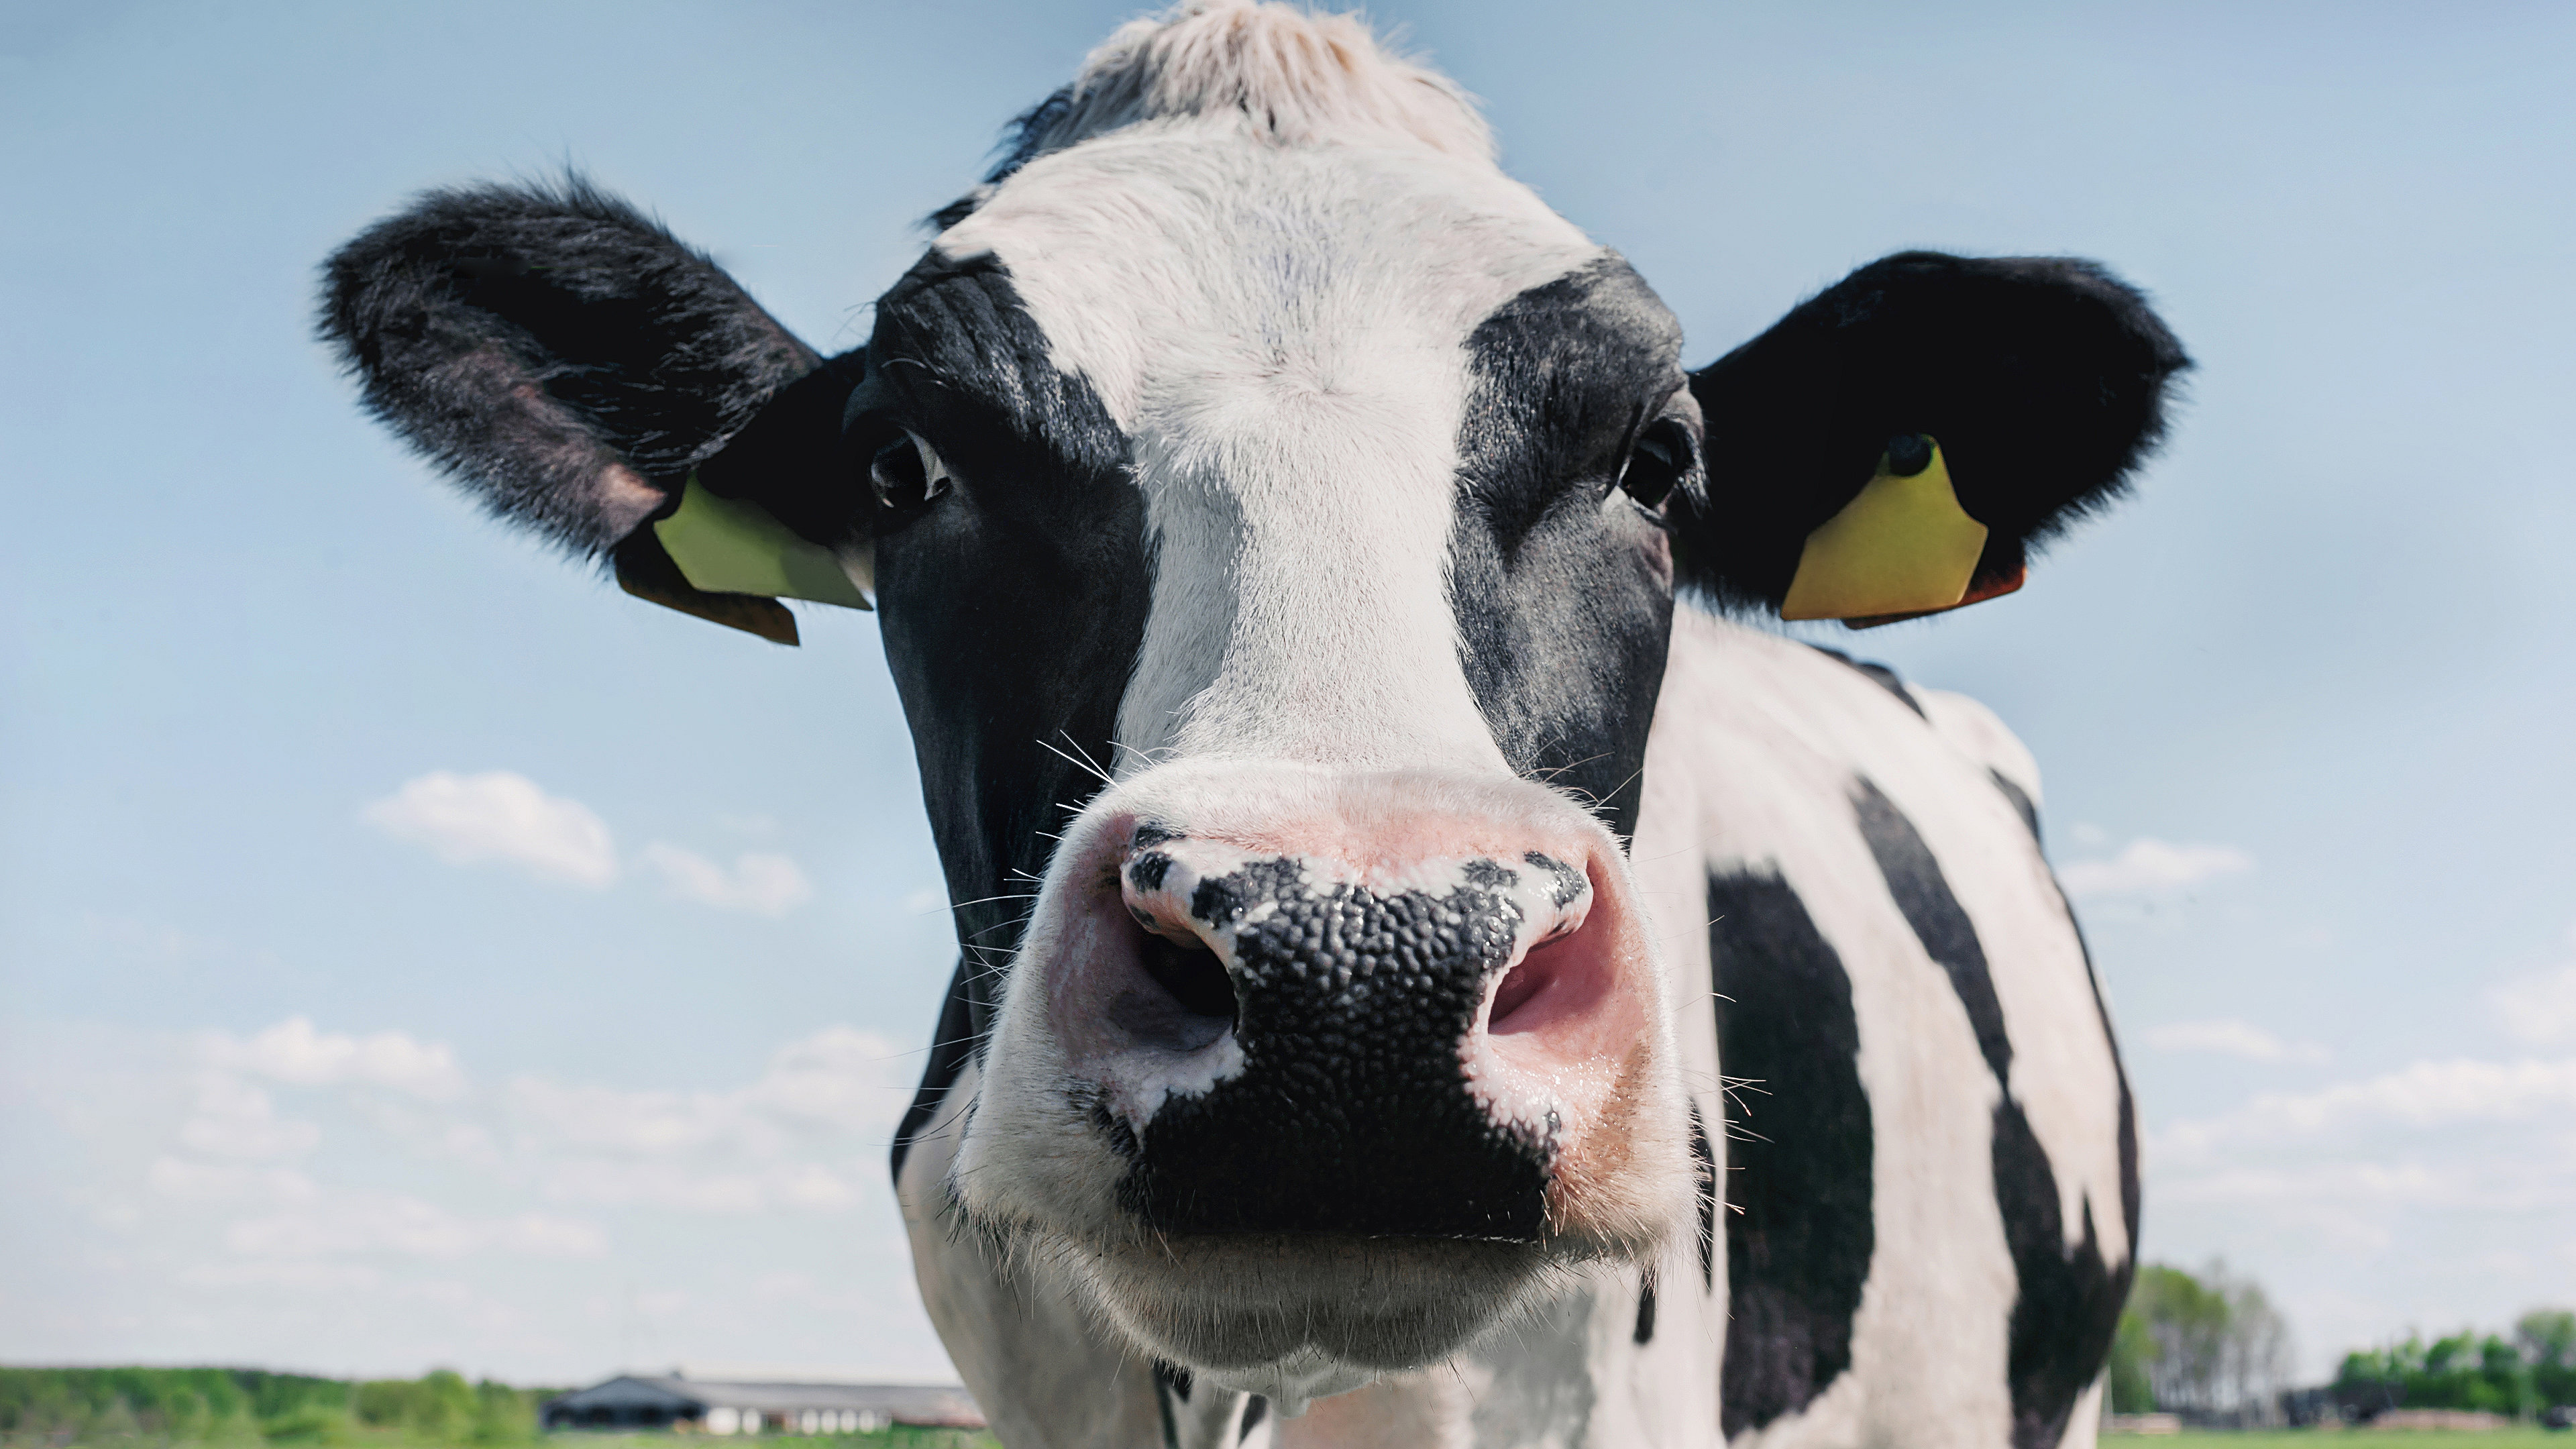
[937,122,1604,776]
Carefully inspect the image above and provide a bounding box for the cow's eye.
[869,433,952,515]
[1618,418,1695,511]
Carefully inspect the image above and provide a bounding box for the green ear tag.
[651,474,871,610]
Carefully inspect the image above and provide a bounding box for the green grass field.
[2153,1423,2555,1433]
[553,1423,994,1433]
[2143,1434,2567,1447]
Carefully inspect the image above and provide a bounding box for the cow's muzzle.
[1024,765,1681,1250]
[951,763,1686,1385]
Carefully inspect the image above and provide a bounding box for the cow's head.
[321,0,2183,1407]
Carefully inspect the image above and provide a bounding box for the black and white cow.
[319,4,2185,1445]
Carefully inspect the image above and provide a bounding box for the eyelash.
[869,432,952,513]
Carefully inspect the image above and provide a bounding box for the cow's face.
[861,120,1697,1395]
[319,0,2184,1409]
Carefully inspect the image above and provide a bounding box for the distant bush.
[258,1408,354,1447]
[2332,1308,2576,1418]
[0,1368,549,1448]
[352,1372,478,1440]
[0,1368,345,1440]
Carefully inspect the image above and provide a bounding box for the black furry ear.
[1673,251,2190,616]
[319,174,825,555]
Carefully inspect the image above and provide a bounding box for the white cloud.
[643,843,812,916]
[2487,931,2576,1045]
[2491,964,2576,1045]
[176,1075,319,1162]
[203,1016,467,1102]
[2153,1160,2492,1210]
[2145,1017,2330,1065]
[2153,1150,2576,1206]
[224,1193,606,1260]
[363,770,616,888]
[1,1017,952,1379]
[506,1027,912,1165]
[178,1260,383,1291]
[2157,1055,2576,1160]
[747,1027,917,1131]
[2059,837,2255,899]
[536,1160,861,1214]
[146,1157,317,1205]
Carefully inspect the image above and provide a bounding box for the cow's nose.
[1079,827,1635,1239]
[1118,841,1594,1038]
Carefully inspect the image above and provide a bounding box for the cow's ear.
[319,174,871,645]
[1671,251,2189,626]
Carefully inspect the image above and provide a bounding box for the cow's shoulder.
[1648,608,2049,863]
[1657,609,2025,765]
[1909,686,2045,839]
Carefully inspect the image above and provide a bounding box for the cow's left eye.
[869,432,953,515]
[1617,418,1695,511]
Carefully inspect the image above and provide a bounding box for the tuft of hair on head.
[994,0,1492,178]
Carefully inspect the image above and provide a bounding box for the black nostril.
[1140,932,1238,1026]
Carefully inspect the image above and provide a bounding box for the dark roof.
[541,1376,981,1428]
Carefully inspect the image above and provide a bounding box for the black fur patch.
[1153,1358,1188,1449]
[1854,779,2128,1449]
[318,173,824,554]
[1680,251,2190,612]
[2068,905,2144,1439]
[1120,858,1552,1237]
[1990,769,2043,843]
[890,955,980,1185]
[1632,1275,1658,1345]
[1811,646,1925,719]
[1450,258,1688,843]
[862,249,1145,1041]
[1709,871,1872,1436]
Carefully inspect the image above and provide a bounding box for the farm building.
[539,1374,983,1434]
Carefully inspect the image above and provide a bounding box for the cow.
[318,3,2186,1445]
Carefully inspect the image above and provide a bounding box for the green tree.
[2521,1308,2576,1409]
[2115,1260,2292,1416]
[468,1379,537,1445]
[2133,1264,2231,1412]
[2108,1307,2157,1412]
[2334,1329,2535,1415]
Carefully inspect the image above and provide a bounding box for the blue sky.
[3,0,2571,1385]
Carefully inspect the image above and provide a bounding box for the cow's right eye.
[869,433,952,515]
[1618,417,1695,511]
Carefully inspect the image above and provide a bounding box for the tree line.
[2329,1309,2576,1419]
[2106,1261,2292,1416]
[0,1368,549,1446]
[2106,1262,2576,1424]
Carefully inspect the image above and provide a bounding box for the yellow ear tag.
[651,474,871,610]
[1779,438,1987,622]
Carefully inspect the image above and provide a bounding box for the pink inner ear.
[593,462,669,541]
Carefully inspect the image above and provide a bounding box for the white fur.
[936,101,1599,775]
[1023,0,1496,168]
